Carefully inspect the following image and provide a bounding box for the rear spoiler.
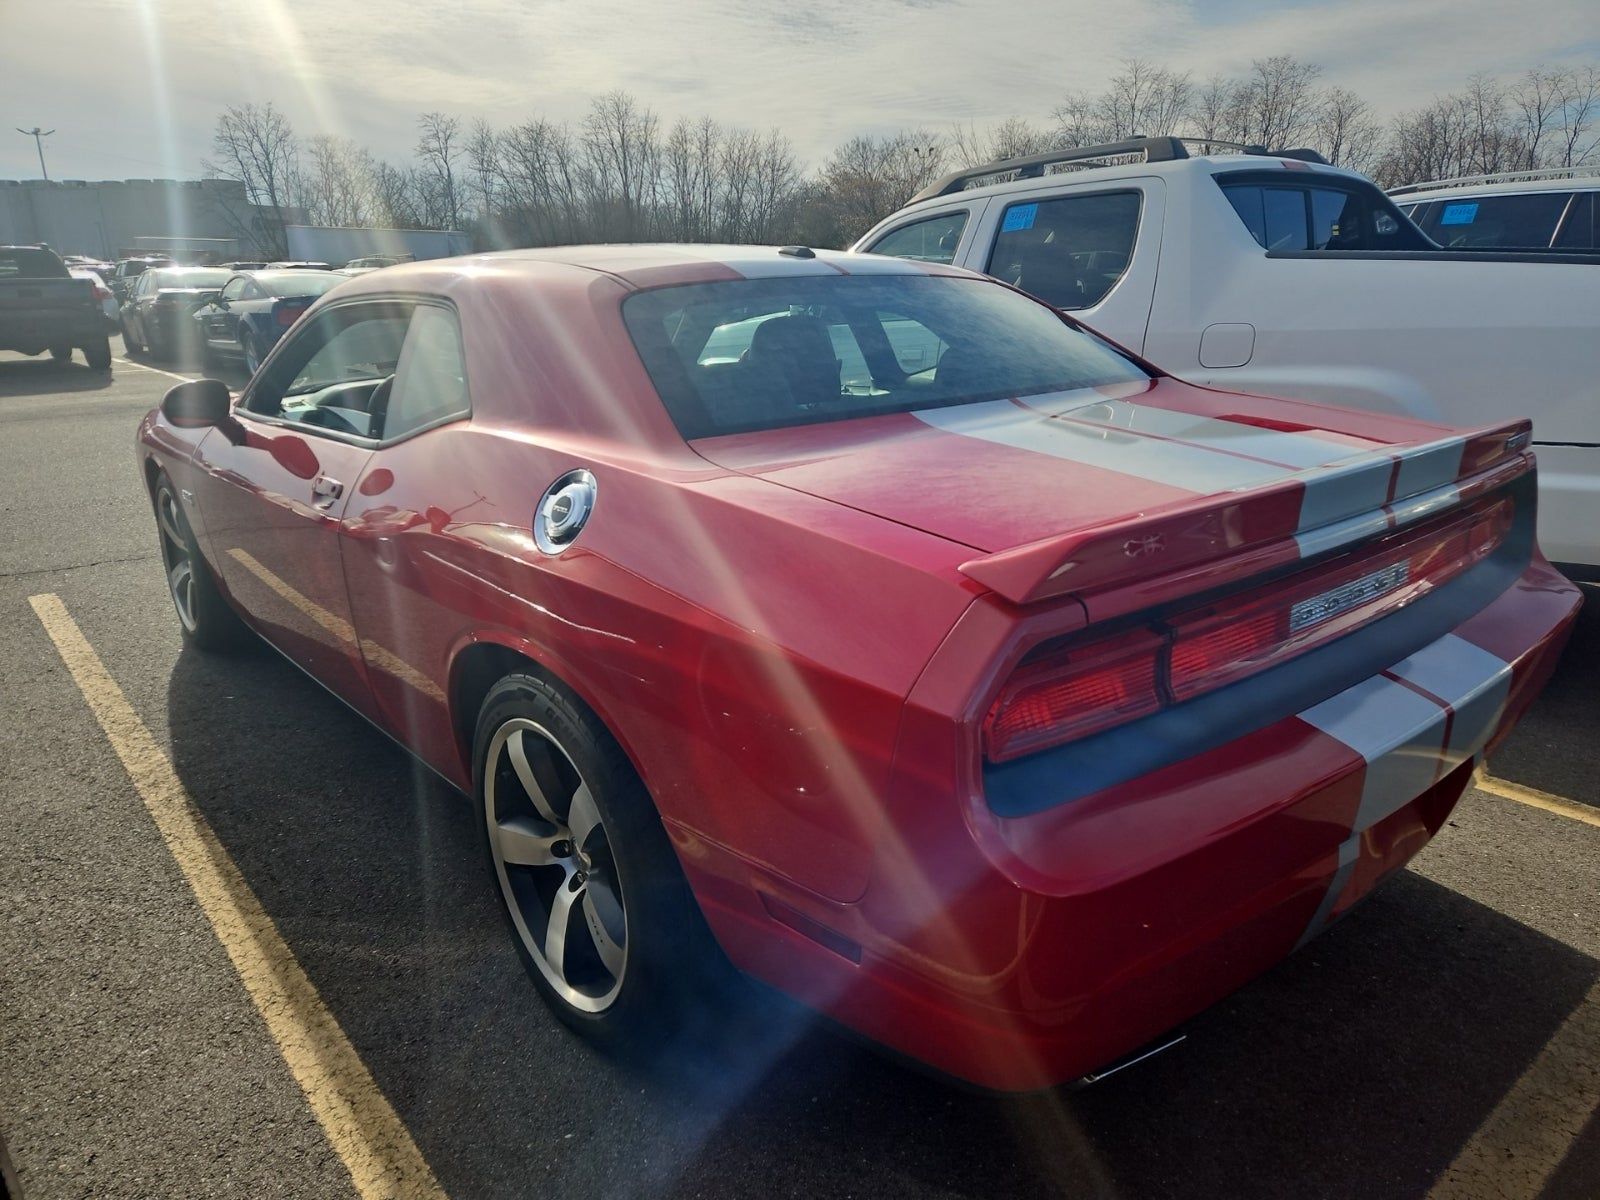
[959,422,1533,609]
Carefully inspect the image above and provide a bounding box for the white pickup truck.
[854,137,1599,570]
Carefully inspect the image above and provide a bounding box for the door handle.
[312,475,344,506]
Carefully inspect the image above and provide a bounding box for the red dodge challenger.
[136,245,1580,1091]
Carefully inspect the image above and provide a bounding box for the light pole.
[15,127,54,180]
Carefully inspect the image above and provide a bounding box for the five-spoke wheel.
[154,479,199,633]
[485,718,628,1012]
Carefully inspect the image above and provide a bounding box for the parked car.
[68,267,120,329]
[0,245,113,369]
[192,269,348,373]
[855,136,1600,571]
[221,260,271,271]
[108,255,174,305]
[341,254,413,274]
[119,266,232,360]
[62,254,115,275]
[136,246,1579,1091]
[1390,167,1599,252]
[265,260,334,270]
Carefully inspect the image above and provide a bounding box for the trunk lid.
[691,378,1531,611]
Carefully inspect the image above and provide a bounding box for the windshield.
[623,274,1150,439]
[0,247,68,279]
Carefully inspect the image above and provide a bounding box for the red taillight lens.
[1167,498,1511,703]
[981,496,1513,764]
[275,302,308,327]
[983,628,1163,763]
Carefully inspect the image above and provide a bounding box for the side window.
[245,301,413,440]
[1555,193,1596,250]
[220,277,248,302]
[1415,192,1571,248]
[1224,180,1423,252]
[381,305,470,440]
[867,211,969,264]
[987,191,1141,310]
[241,279,265,301]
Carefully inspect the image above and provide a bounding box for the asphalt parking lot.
[0,343,1595,1200]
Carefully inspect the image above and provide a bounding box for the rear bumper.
[1533,444,1599,568]
[686,556,1580,1091]
[0,311,104,349]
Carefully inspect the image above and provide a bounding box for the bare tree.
[204,102,301,257]
[583,90,661,240]
[416,112,463,230]
[1316,87,1383,174]
[1553,66,1600,166]
[819,130,945,241]
[948,117,1054,167]
[302,135,376,227]
[1231,56,1324,149]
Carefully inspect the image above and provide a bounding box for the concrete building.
[0,177,294,260]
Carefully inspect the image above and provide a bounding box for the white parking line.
[28,592,447,1200]
[114,357,200,384]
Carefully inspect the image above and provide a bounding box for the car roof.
[884,153,1371,218]
[1389,169,1600,200]
[332,244,974,293]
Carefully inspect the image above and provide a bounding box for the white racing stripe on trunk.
[1293,632,1512,944]
[1294,455,1397,532]
[1053,398,1373,470]
[1293,479,1463,559]
[1394,437,1467,499]
[915,399,1290,494]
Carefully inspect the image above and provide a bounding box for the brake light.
[983,628,1163,762]
[275,301,308,327]
[981,497,1513,764]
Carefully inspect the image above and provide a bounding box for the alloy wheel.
[485,718,628,1012]
[154,484,198,632]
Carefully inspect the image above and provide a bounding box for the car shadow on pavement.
[163,644,1599,1200]
[0,357,115,397]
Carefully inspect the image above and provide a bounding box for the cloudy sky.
[3,0,1598,180]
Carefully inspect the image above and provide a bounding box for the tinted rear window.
[622,274,1150,439]
[258,271,345,298]
[147,269,232,289]
[1221,176,1429,251]
[0,248,68,279]
[1414,191,1572,248]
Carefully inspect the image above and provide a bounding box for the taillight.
[982,496,1512,764]
[983,628,1163,762]
[275,301,308,327]
[93,284,112,301]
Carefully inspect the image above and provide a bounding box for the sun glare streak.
[132,1,187,248]
[255,0,348,141]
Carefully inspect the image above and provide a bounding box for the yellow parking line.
[1475,767,1600,829]
[28,593,447,1200]
[1428,974,1600,1198]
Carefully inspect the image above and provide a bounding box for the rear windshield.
[148,268,231,289]
[622,274,1149,439]
[258,271,345,297]
[1410,191,1574,249]
[0,248,68,279]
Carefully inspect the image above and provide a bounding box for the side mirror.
[160,378,232,428]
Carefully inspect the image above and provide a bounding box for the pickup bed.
[856,138,1600,569]
[0,246,114,370]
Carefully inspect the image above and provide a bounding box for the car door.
[202,275,249,348]
[336,302,475,765]
[193,298,413,718]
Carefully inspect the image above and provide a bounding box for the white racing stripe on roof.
[831,254,934,275]
[1054,399,1373,470]
[914,399,1290,494]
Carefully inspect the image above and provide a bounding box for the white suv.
[1391,168,1599,253]
[856,137,1600,570]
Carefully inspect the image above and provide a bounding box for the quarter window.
[867,211,969,264]
[986,191,1141,310]
[220,277,248,302]
[382,305,470,440]
[1221,177,1429,252]
[1555,193,1596,250]
[246,301,413,439]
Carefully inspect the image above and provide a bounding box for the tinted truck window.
[1221,177,1428,252]
[987,191,1141,310]
[0,247,69,279]
[1415,191,1572,248]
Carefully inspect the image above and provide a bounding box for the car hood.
[691,377,1528,606]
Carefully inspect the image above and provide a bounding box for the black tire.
[150,470,252,653]
[474,672,731,1052]
[49,344,71,364]
[83,337,112,371]
[240,330,262,376]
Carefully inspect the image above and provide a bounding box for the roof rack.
[910,136,1328,203]
[1388,165,1600,196]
